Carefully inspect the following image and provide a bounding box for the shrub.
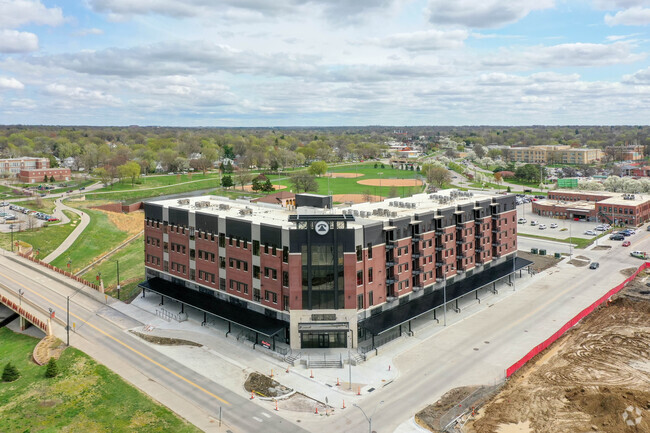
[45,357,58,378]
[2,362,20,382]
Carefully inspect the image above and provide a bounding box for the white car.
[538,224,547,230]
[594,226,606,231]
[584,230,597,235]
[550,223,558,229]
[518,218,527,224]
[531,220,538,226]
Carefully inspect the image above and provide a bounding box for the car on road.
[630,251,648,259]
[595,226,606,231]
[624,229,636,235]
[531,220,538,226]
[518,218,527,224]
[538,224,547,230]
[550,223,558,229]
[647,225,650,231]
[610,234,625,240]
[584,230,597,236]
[589,262,600,269]
[622,241,631,247]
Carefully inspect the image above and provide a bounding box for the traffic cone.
[315,406,319,414]
[270,369,274,378]
[357,386,361,396]
[250,390,255,400]
[310,370,314,378]
[342,400,346,409]
[275,401,279,411]
[286,365,290,373]
[336,377,340,386]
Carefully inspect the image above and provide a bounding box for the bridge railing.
[0,283,60,333]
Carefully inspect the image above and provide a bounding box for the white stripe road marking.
[253,416,263,423]
[262,412,271,418]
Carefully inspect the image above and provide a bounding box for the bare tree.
[235,170,254,190]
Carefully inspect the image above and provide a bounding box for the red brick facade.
[19,168,71,183]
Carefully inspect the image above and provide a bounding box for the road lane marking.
[262,412,271,418]
[0,269,230,406]
[253,416,263,423]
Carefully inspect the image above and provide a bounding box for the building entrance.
[300,331,347,348]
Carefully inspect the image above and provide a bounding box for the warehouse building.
[141,190,525,351]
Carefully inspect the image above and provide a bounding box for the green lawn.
[85,177,224,202]
[518,228,612,249]
[81,236,144,295]
[17,198,56,214]
[47,179,96,194]
[1,210,80,257]
[51,208,131,273]
[0,328,200,433]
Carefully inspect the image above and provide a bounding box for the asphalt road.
[0,255,307,433]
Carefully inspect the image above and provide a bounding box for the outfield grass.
[81,236,144,293]
[0,210,80,257]
[86,178,223,202]
[0,328,200,433]
[50,208,131,273]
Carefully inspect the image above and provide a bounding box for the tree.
[290,172,318,193]
[221,174,233,189]
[49,175,55,182]
[235,170,254,190]
[44,174,48,183]
[308,160,328,177]
[94,167,112,187]
[117,161,141,186]
[2,362,19,382]
[515,164,545,183]
[474,144,486,159]
[444,148,458,159]
[493,172,503,188]
[45,357,58,378]
[262,179,275,193]
[422,164,451,188]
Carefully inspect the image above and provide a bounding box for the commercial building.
[605,145,644,161]
[532,190,650,225]
[510,146,603,164]
[141,190,523,351]
[0,157,49,175]
[19,168,71,183]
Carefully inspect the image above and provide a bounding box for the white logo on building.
[315,221,329,235]
[622,406,642,426]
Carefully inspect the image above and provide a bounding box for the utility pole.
[66,296,70,346]
[348,329,352,390]
[443,271,447,326]
[116,259,120,300]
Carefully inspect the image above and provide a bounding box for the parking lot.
[516,201,605,239]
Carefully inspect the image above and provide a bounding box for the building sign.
[261,340,271,349]
[311,313,337,321]
[315,221,329,235]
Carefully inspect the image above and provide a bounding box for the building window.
[356,245,362,261]
[368,267,373,283]
[264,243,269,254]
[253,240,260,256]
[282,246,289,263]
[219,256,225,269]
[367,243,373,259]
[283,295,289,311]
[219,233,225,247]
[282,271,289,287]
[253,265,260,279]
[254,288,261,302]
[369,291,374,306]
[357,270,363,286]
[357,294,364,310]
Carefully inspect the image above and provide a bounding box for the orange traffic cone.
[315,406,319,414]
[286,365,290,373]
[250,390,255,400]
[336,377,340,386]
[310,370,314,378]
[357,386,361,396]
[270,369,274,378]
[275,401,279,411]
[342,400,346,409]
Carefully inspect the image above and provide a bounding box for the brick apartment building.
[605,145,644,161]
[510,145,603,164]
[19,168,71,183]
[533,190,650,225]
[141,190,522,350]
[0,157,49,175]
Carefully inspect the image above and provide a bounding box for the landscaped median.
[518,228,612,250]
[0,328,200,432]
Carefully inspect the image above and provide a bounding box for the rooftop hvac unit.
[372,209,378,215]
[410,203,416,208]
[177,199,190,205]
[353,210,359,216]
[218,204,230,210]
[391,211,398,217]
[238,207,253,216]
[195,201,211,208]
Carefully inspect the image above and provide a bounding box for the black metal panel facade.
[415,211,435,232]
[226,217,252,241]
[261,224,282,247]
[144,203,163,221]
[289,226,355,253]
[474,199,492,219]
[493,194,516,213]
[195,212,218,233]
[389,216,411,240]
[168,207,189,227]
[295,194,332,209]
[436,206,455,228]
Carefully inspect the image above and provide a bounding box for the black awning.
[362,257,533,335]
[138,278,286,337]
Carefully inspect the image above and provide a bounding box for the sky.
[1,0,650,126]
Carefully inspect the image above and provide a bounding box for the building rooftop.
[550,190,650,206]
[149,189,504,229]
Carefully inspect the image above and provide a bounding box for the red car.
[622,241,631,247]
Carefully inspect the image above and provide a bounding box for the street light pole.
[116,259,120,300]
[348,329,352,390]
[443,271,447,326]
[353,400,384,433]
[10,224,14,252]
[66,296,70,346]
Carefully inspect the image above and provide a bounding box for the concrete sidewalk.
[42,200,90,263]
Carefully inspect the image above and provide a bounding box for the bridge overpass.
[0,282,54,335]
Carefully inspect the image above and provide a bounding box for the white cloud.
[623,66,650,83]
[427,0,555,28]
[0,76,24,90]
[75,28,104,36]
[44,83,121,106]
[0,0,65,28]
[368,29,468,52]
[593,0,650,9]
[0,29,38,53]
[605,7,650,25]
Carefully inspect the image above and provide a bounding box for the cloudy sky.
[1,0,650,126]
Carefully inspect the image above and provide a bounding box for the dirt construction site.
[463,269,650,433]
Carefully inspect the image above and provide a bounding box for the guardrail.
[506,261,648,377]
[0,283,59,332]
[18,252,101,292]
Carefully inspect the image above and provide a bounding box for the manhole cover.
[484,341,490,344]
[473,348,479,351]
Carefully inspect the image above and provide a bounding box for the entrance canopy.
[298,322,350,333]
[139,278,286,337]
[362,257,533,336]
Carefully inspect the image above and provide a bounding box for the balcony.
[386,260,396,267]
[436,262,445,267]
[435,228,444,235]
[412,252,422,259]
[386,278,396,284]
[412,234,422,241]
[435,246,444,251]
[412,269,422,276]
[412,286,423,292]
[385,244,395,250]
